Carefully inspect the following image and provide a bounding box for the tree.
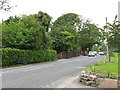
[34,11,52,32]
[103,16,120,61]
[106,16,120,48]
[0,23,1,48]
[79,20,102,51]
[0,0,12,11]
[2,13,52,50]
[50,13,82,53]
[4,15,20,24]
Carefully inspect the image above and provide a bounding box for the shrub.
[2,48,57,66]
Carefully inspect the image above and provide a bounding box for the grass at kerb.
[86,53,118,74]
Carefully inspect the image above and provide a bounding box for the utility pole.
[118,1,120,89]
[118,1,120,21]
[105,17,109,56]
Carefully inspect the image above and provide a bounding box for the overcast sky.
[0,0,119,28]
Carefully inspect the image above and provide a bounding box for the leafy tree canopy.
[2,11,52,50]
[34,11,52,32]
[79,20,102,51]
[50,13,82,53]
[103,16,120,49]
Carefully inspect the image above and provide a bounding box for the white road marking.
[76,67,86,69]
[2,64,54,73]
[0,73,1,77]
[23,65,54,72]
[0,71,2,77]
[24,69,36,72]
[58,60,63,61]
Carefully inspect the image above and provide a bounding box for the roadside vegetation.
[1,10,104,67]
[1,1,119,68]
[2,48,57,67]
[85,53,118,79]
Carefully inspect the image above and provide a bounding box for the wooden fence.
[58,51,88,59]
[58,51,80,59]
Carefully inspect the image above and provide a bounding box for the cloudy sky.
[0,0,119,28]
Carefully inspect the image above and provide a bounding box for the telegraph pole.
[118,1,120,89]
[118,1,120,21]
[105,17,109,56]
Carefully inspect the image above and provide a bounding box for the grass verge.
[85,53,118,79]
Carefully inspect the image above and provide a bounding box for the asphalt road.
[1,55,106,88]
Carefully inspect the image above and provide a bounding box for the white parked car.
[99,52,104,55]
[88,51,95,57]
[93,51,97,55]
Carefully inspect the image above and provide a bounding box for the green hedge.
[2,48,57,66]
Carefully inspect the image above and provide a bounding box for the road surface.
[1,55,106,88]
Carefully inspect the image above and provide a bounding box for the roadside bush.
[2,48,57,66]
[0,49,2,67]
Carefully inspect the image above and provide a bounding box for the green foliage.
[34,11,52,32]
[0,49,1,67]
[50,13,81,53]
[2,12,52,50]
[79,21,102,50]
[103,16,120,61]
[0,24,1,66]
[85,53,118,79]
[2,48,57,66]
[4,16,20,24]
[104,16,120,49]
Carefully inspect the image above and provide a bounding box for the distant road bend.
[2,55,106,88]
